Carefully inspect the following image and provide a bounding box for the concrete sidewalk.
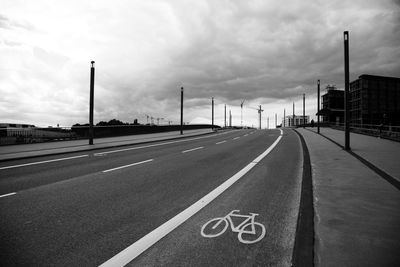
[296,128,400,266]
[308,127,400,183]
[0,129,215,162]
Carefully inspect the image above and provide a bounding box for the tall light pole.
[275,113,277,128]
[89,61,95,145]
[258,105,263,130]
[229,110,232,127]
[240,100,245,128]
[180,87,184,135]
[293,102,295,127]
[284,108,286,127]
[344,31,350,150]
[317,80,320,134]
[224,104,227,128]
[303,93,305,128]
[212,97,214,130]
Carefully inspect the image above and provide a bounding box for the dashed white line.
[182,147,204,153]
[216,140,227,145]
[244,134,249,137]
[102,159,154,173]
[93,131,229,156]
[0,192,17,198]
[233,137,240,140]
[99,129,283,267]
[0,155,89,170]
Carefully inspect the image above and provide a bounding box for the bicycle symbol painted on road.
[200,210,266,244]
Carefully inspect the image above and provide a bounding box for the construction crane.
[145,114,150,124]
[249,105,264,130]
[156,118,164,125]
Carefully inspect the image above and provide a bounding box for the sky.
[1,0,399,128]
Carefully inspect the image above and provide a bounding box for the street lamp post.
[284,108,286,127]
[344,31,350,150]
[317,80,320,134]
[180,87,184,135]
[224,104,227,128]
[89,61,95,145]
[293,102,295,127]
[303,93,305,128]
[212,97,214,130]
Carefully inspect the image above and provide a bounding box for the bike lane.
[127,129,303,266]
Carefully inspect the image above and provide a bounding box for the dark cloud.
[1,0,400,126]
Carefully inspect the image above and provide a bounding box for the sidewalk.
[0,129,214,162]
[296,128,400,266]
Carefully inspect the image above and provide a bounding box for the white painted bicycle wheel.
[201,217,228,238]
[237,222,266,244]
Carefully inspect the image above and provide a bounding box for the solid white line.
[0,192,17,198]
[182,147,204,153]
[102,159,154,173]
[0,155,89,170]
[216,140,227,145]
[99,129,283,267]
[233,137,240,140]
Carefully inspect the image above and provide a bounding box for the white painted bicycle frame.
[215,210,258,234]
[201,210,266,244]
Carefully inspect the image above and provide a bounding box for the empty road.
[0,128,304,266]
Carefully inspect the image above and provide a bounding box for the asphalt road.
[0,128,303,266]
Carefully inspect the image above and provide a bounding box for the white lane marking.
[93,132,228,156]
[216,140,227,145]
[0,192,17,198]
[244,134,249,137]
[182,147,204,153]
[233,137,240,140]
[0,155,89,170]
[201,210,266,244]
[99,129,283,267]
[102,159,154,173]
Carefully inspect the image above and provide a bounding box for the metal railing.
[330,123,400,141]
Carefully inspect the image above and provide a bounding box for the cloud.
[0,0,399,127]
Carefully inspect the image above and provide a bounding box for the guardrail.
[328,123,400,142]
[0,124,218,145]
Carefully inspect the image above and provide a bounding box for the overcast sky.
[1,0,399,128]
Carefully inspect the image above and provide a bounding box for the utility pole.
[303,93,305,128]
[229,110,232,127]
[267,117,269,129]
[180,87,184,135]
[275,113,277,128]
[224,104,227,128]
[344,31,350,150]
[212,97,214,130]
[89,61,95,145]
[317,80,320,134]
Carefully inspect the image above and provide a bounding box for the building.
[350,74,400,126]
[283,115,309,127]
[317,85,344,125]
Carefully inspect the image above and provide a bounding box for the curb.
[291,129,315,267]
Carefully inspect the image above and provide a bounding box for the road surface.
[0,128,303,266]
